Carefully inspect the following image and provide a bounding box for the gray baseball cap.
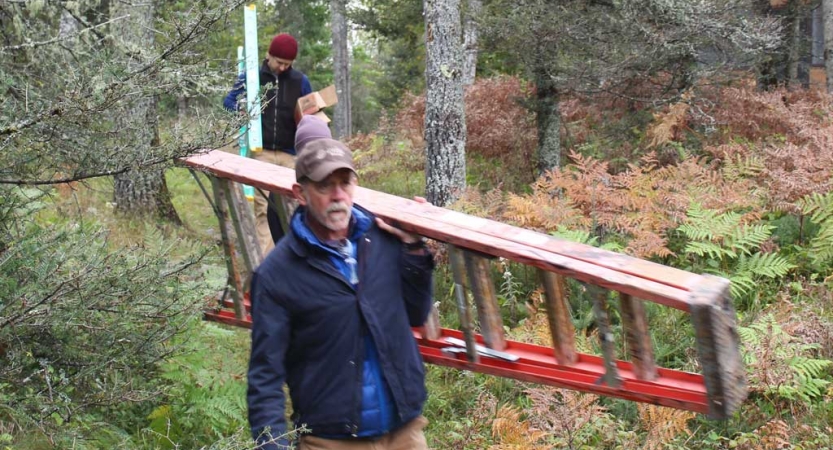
[294,139,356,182]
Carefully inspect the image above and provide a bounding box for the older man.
[247,136,434,450]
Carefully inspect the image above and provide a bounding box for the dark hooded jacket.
[247,205,434,448]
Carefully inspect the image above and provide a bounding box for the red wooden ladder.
[182,149,746,419]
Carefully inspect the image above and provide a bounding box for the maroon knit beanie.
[268,33,298,60]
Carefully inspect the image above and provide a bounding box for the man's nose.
[331,184,350,199]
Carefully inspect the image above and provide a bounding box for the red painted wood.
[182,150,707,311]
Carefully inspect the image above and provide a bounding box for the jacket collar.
[260,61,294,80]
[287,205,373,258]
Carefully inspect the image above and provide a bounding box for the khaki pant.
[252,149,296,255]
[299,416,429,450]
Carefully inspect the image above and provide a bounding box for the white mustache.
[325,203,349,214]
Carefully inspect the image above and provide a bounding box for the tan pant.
[299,416,429,450]
[252,149,296,255]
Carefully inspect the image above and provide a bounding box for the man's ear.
[292,183,307,206]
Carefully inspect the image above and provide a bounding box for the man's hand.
[375,196,427,245]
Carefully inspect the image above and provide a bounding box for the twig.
[0,15,129,52]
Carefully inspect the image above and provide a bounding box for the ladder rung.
[619,293,658,381]
[539,270,577,365]
[449,246,479,362]
[589,285,622,388]
[463,250,506,351]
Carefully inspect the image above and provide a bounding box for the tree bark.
[462,0,481,85]
[424,0,467,207]
[110,0,181,223]
[534,62,561,174]
[786,4,801,87]
[825,0,833,92]
[330,0,352,139]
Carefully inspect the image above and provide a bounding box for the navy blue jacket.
[223,63,312,153]
[247,205,434,448]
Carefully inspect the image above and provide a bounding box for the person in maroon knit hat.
[224,33,313,256]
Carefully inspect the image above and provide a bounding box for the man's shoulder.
[256,238,298,274]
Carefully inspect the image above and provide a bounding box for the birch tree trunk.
[331,0,352,139]
[825,0,833,92]
[424,0,466,207]
[110,0,181,223]
[462,0,482,85]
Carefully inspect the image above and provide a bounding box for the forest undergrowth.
[348,77,833,449]
[6,77,833,449]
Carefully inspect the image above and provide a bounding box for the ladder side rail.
[221,179,256,276]
[210,177,247,320]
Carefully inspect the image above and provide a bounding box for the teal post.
[237,45,255,200]
[243,4,263,153]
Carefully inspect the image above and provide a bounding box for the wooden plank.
[690,275,747,419]
[180,151,703,294]
[365,195,697,311]
[619,293,658,381]
[448,246,479,362]
[400,199,703,292]
[539,270,577,365]
[420,304,442,341]
[463,251,507,351]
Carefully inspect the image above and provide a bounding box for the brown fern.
[637,403,695,450]
[489,404,550,450]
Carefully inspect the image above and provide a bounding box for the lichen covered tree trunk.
[110,0,180,223]
[825,0,833,92]
[424,0,466,207]
[331,0,352,139]
[786,4,801,87]
[462,0,482,85]
[534,63,561,174]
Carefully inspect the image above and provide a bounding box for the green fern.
[678,203,743,241]
[677,204,795,299]
[550,225,622,252]
[797,191,833,264]
[146,322,249,447]
[739,315,832,403]
[725,224,774,256]
[550,226,598,246]
[722,154,765,182]
[684,240,734,260]
[735,253,794,279]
